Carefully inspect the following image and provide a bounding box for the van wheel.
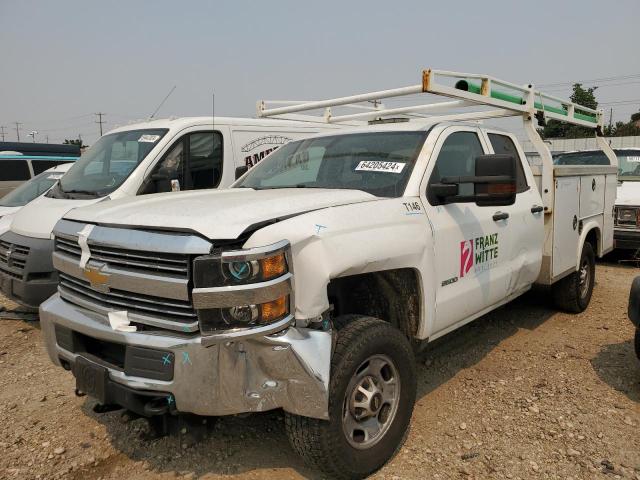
[285,316,416,479]
[553,242,595,313]
[635,329,640,361]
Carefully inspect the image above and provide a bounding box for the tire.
[635,329,640,361]
[285,316,417,479]
[552,242,595,313]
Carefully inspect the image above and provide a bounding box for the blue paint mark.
[315,224,327,234]
[183,325,190,333]
[182,352,192,366]
[162,353,172,366]
[167,395,174,405]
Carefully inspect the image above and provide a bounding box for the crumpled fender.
[244,197,435,338]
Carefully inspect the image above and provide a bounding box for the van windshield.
[50,128,168,198]
[234,132,427,197]
[0,170,65,207]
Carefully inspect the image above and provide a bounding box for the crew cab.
[0,116,341,308]
[39,70,618,479]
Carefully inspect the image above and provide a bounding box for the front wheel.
[285,316,416,479]
[553,242,595,313]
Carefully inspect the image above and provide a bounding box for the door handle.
[531,205,544,214]
[493,212,509,221]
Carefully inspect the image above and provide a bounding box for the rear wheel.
[285,316,416,479]
[553,242,595,313]
[635,328,640,361]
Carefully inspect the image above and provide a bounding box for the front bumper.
[40,294,331,419]
[614,229,640,250]
[0,231,57,308]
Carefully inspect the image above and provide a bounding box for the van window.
[0,159,31,181]
[31,159,71,175]
[140,131,223,194]
[52,128,168,198]
[487,133,529,193]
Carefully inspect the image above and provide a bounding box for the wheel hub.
[342,354,400,449]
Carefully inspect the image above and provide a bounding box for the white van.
[0,116,340,307]
[0,163,72,236]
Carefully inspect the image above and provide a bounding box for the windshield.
[617,150,640,179]
[554,151,609,165]
[52,128,168,197]
[234,132,427,197]
[0,169,65,207]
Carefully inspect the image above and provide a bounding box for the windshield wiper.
[61,189,100,197]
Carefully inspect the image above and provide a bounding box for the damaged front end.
[40,220,332,419]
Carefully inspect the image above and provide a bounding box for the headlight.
[192,240,293,335]
[194,241,289,288]
[198,295,290,333]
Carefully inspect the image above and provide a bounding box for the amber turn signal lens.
[260,253,287,280]
[260,295,288,323]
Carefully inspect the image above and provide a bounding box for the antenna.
[149,85,177,120]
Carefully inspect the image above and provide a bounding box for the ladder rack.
[257,68,605,129]
[257,68,617,215]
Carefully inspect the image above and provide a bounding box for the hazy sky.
[1,0,638,145]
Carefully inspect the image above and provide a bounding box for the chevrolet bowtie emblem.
[83,264,110,292]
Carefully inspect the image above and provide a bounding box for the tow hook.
[144,397,171,416]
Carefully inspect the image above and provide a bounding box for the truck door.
[422,127,516,335]
[482,130,544,295]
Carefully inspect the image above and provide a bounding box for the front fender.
[243,198,435,339]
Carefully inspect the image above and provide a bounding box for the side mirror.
[431,154,517,206]
[235,165,249,180]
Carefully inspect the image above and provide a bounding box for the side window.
[427,131,484,204]
[31,160,70,175]
[0,160,31,181]
[188,132,223,189]
[487,133,528,193]
[140,131,223,195]
[141,139,185,194]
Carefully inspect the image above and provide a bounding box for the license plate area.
[73,356,108,403]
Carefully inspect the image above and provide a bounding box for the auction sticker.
[138,134,161,143]
[355,161,406,173]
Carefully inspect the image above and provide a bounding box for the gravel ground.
[0,262,638,480]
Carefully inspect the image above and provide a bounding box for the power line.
[537,73,640,88]
[95,112,106,136]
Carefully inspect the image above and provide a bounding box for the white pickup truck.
[0,116,340,308]
[40,70,617,479]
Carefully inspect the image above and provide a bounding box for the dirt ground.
[1,262,639,480]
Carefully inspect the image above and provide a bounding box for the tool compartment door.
[552,176,580,278]
[579,175,605,219]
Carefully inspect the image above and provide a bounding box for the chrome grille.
[55,235,189,277]
[58,272,197,329]
[615,206,639,228]
[0,239,30,278]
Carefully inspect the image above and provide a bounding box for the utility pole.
[95,112,106,136]
[14,122,23,141]
[0,126,6,142]
[46,135,49,143]
[609,107,613,132]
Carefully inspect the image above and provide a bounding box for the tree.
[63,138,85,148]
[540,83,598,139]
[631,111,640,123]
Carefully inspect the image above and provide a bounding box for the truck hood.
[10,196,104,239]
[616,181,640,207]
[0,206,20,218]
[64,188,377,239]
